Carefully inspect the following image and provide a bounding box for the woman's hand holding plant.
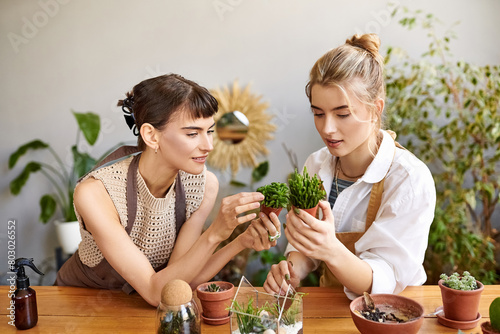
[285,200,340,262]
[237,212,281,251]
[209,192,264,243]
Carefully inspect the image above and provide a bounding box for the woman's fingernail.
[285,274,290,281]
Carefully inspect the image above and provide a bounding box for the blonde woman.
[264,34,436,299]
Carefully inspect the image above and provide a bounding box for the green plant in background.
[256,182,290,209]
[385,7,499,284]
[440,271,478,291]
[288,166,326,210]
[8,111,118,223]
[230,160,269,191]
[490,297,500,332]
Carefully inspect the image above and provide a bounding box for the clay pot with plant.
[438,271,484,322]
[481,297,500,334]
[288,167,326,218]
[256,182,289,217]
[196,281,234,325]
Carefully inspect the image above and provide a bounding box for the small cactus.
[491,297,500,331]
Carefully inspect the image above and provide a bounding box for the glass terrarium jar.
[228,276,303,334]
[156,299,201,334]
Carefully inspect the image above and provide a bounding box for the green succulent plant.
[206,283,221,292]
[440,271,478,291]
[288,166,326,210]
[256,182,289,209]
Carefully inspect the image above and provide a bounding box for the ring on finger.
[268,232,280,242]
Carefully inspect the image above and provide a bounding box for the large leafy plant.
[385,7,499,283]
[9,111,113,223]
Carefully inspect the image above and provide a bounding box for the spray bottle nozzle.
[13,258,44,289]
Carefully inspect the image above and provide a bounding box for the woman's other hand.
[239,212,281,251]
[263,260,300,295]
[210,192,264,242]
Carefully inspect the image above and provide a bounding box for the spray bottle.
[12,258,44,330]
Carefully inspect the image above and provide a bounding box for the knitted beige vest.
[76,156,205,269]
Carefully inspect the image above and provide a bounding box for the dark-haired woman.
[264,34,436,299]
[56,74,280,306]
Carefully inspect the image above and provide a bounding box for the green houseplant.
[385,7,499,284]
[481,297,500,334]
[8,111,117,253]
[256,182,290,217]
[288,166,326,218]
[438,271,483,322]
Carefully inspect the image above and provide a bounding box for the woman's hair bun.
[346,33,381,56]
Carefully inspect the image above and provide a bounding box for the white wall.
[1,0,499,284]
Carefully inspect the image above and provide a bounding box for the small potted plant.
[256,182,289,217]
[481,297,500,334]
[288,167,326,218]
[196,281,234,325]
[438,271,484,322]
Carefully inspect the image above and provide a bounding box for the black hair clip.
[122,96,139,136]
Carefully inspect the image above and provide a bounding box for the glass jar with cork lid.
[156,279,200,334]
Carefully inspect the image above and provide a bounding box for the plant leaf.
[73,111,100,146]
[252,161,269,183]
[9,140,49,169]
[72,146,97,179]
[39,194,57,223]
[230,180,247,187]
[10,162,42,195]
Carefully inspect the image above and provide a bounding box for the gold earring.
[155,147,158,154]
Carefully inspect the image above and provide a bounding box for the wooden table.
[1,285,497,333]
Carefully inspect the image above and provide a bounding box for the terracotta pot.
[196,281,234,322]
[260,204,283,217]
[292,205,319,218]
[438,279,484,321]
[350,293,424,334]
[482,321,500,334]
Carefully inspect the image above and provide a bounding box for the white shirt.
[285,130,436,299]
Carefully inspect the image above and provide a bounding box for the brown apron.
[55,146,186,294]
[319,178,385,287]
[320,137,405,287]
